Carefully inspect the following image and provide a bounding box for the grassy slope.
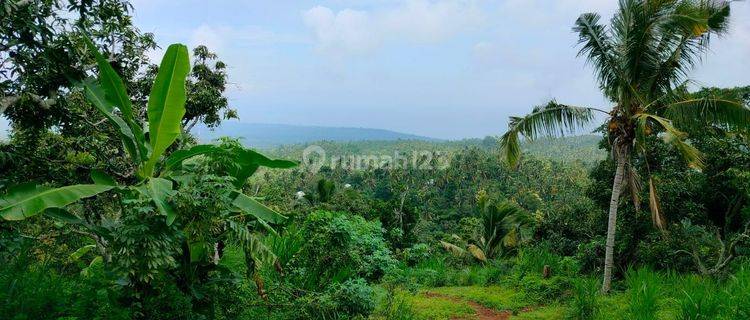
[394,285,681,320]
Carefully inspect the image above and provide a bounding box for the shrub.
[626,268,660,320]
[677,275,722,320]
[515,245,580,277]
[385,255,449,288]
[297,278,376,320]
[402,243,431,266]
[514,274,571,302]
[575,238,605,274]
[0,264,130,320]
[290,211,396,289]
[567,278,599,320]
[371,285,417,320]
[138,280,196,320]
[723,264,750,319]
[328,278,376,317]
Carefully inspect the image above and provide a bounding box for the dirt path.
[423,292,512,320]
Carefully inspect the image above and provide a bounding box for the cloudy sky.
[3,0,748,139]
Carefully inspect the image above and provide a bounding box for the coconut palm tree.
[499,0,750,293]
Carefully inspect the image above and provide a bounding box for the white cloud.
[382,0,484,43]
[303,6,381,56]
[186,24,308,54]
[302,0,484,56]
[190,24,231,53]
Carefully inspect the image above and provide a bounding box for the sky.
[3,0,749,140]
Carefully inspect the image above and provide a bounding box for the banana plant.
[0,37,296,231]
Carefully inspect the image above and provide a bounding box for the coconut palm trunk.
[602,150,626,293]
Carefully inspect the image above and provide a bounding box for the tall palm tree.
[499,0,750,293]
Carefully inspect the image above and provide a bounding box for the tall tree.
[498,0,750,293]
[184,45,237,133]
[1,0,155,128]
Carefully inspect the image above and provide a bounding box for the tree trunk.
[184,117,200,135]
[602,152,626,293]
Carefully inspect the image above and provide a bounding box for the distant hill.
[192,122,439,148]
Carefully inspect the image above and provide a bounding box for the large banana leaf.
[230,149,297,188]
[0,183,114,220]
[80,78,140,165]
[69,244,96,262]
[143,44,190,177]
[44,208,84,224]
[84,37,149,164]
[231,191,286,224]
[136,178,177,225]
[162,144,227,173]
[83,37,135,123]
[90,170,117,186]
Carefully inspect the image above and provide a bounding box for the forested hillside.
[264,135,605,166]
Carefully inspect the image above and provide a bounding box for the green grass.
[429,286,527,311]
[402,291,476,320]
[597,293,629,319]
[511,305,567,320]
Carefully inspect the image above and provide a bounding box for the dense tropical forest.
[1,0,750,319]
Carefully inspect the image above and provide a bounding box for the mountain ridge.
[192,122,441,148]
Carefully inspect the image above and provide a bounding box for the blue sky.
[2,0,749,139]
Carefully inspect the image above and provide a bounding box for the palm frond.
[646,0,731,97]
[502,228,519,248]
[500,101,597,167]
[648,176,666,230]
[440,240,466,258]
[635,113,704,169]
[626,162,643,212]
[666,97,750,132]
[227,220,277,266]
[467,244,487,262]
[573,12,620,99]
[615,0,669,90]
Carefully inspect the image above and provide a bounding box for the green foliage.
[317,178,336,203]
[1,0,156,129]
[476,190,534,258]
[184,45,237,130]
[402,243,431,266]
[326,278,376,317]
[514,246,580,278]
[0,262,130,320]
[2,2,749,318]
[566,278,599,320]
[723,265,750,319]
[676,275,722,320]
[626,268,661,320]
[1,33,295,318]
[500,102,596,167]
[514,274,572,302]
[500,0,746,292]
[143,44,191,177]
[290,211,396,289]
[0,183,114,220]
[371,286,418,320]
[111,195,180,284]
